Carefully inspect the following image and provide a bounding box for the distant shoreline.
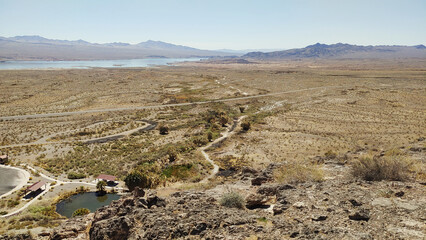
[0,58,204,70]
[0,56,206,62]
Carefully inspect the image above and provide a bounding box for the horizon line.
[2,35,425,51]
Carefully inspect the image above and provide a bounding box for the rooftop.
[96,174,116,181]
[27,181,46,192]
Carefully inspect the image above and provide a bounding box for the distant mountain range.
[1,36,425,61]
[217,48,285,54]
[242,43,426,59]
[0,36,235,61]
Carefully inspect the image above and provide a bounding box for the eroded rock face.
[45,178,425,240]
[88,191,259,240]
[50,213,94,240]
[0,234,32,240]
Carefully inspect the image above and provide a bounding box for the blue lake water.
[56,192,121,218]
[0,58,202,70]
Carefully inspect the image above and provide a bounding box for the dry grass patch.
[351,155,414,181]
[220,192,245,209]
[274,162,324,184]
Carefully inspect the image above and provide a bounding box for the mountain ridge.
[0,35,235,61]
[2,36,425,61]
[243,43,426,59]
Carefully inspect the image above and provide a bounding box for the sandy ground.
[0,165,30,199]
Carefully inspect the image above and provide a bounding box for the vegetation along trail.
[200,116,247,183]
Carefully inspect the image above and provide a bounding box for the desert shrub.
[192,135,208,146]
[216,155,249,171]
[7,200,20,208]
[159,125,169,135]
[67,172,86,179]
[220,192,245,209]
[72,208,90,217]
[162,164,193,179]
[241,121,251,131]
[351,156,412,181]
[207,131,213,142]
[124,171,151,191]
[239,106,245,113]
[219,116,228,127]
[167,147,178,162]
[274,163,324,184]
[29,205,56,217]
[324,150,337,159]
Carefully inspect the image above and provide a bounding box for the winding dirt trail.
[0,116,244,217]
[0,85,345,217]
[200,116,246,183]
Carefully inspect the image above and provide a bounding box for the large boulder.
[245,193,276,209]
[50,213,94,240]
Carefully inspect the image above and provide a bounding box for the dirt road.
[0,86,342,121]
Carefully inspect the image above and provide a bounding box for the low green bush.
[241,121,251,131]
[220,192,245,209]
[162,164,193,179]
[124,171,151,191]
[72,208,90,217]
[159,125,169,135]
[67,172,86,179]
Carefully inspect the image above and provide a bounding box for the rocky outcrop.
[50,213,94,240]
[45,178,425,240]
[87,191,260,240]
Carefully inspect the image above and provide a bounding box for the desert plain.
[0,58,425,239]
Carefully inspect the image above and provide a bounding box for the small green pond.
[56,192,121,218]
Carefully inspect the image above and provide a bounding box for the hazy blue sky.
[0,0,425,50]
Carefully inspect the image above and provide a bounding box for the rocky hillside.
[47,169,424,240]
[243,43,426,59]
[2,139,424,240]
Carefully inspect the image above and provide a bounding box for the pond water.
[0,167,22,196]
[0,58,202,70]
[56,192,121,218]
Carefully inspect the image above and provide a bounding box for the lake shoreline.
[55,192,121,218]
[0,58,203,70]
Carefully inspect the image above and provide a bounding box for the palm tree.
[96,180,106,194]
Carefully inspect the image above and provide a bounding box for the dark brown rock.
[349,199,362,206]
[251,176,268,186]
[312,215,327,221]
[349,209,370,221]
[133,186,145,198]
[395,191,405,197]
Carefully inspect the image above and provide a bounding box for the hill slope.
[0,36,235,61]
[243,43,426,59]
